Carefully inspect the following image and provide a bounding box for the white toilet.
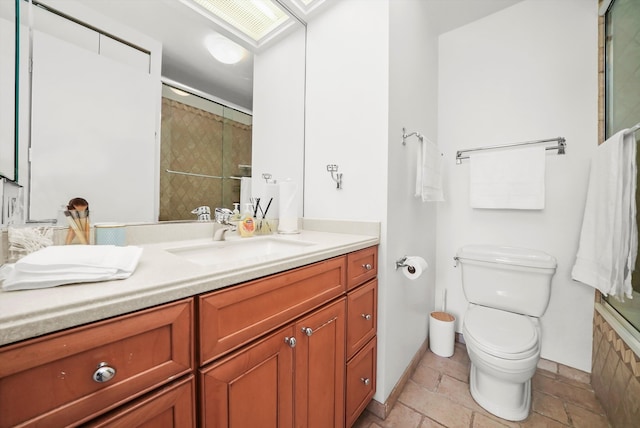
[456,245,557,421]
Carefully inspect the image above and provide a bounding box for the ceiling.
[70,0,522,112]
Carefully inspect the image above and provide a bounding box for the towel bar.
[456,137,566,164]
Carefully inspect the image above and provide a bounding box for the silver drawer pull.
[93,362,116,383]
[301,327,314,336]
[284,337,297,348]
[360,377,371,386]
[362,263,373,271]
[361,313,372,321]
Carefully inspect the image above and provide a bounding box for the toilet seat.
[464,305,539,360]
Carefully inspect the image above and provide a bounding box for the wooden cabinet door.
[294,298,346,428]
[86,375,195,428]
[346,337,377,427]
[200,325,295,428]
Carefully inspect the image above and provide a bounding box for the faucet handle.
[191,206,211,221]
[214,207,234,223]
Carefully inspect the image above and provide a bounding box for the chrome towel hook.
[326,164,343,189]
[402,127,424,145]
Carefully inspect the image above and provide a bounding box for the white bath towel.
[571,129,637,300]
[0,245,143,291]
[415,138,445,202]
[469,146,546,209]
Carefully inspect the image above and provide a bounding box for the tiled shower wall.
[159,98,251,221]
[592,1,640,425]
[591,311,640,426]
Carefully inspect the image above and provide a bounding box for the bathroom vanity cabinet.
[0,299,194,427]
[0,245,377,427]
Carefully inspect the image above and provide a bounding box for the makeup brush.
[64,210,88,244]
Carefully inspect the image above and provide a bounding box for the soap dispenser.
[239,203,255,237]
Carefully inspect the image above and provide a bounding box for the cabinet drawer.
[199,256,346,364]
[0,299,193,428]
[346,279,377,359]
[346,337,377,428]
[87,375,196,428]
[347,246,377,290]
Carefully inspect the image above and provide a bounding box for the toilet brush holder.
[429,311,456,357]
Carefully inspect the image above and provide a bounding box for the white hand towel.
[571,129,637,299]
[1,245,143,291]
[470,146,546,209]
[415,138,445,202]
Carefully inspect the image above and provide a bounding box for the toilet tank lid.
[456,245,557,269]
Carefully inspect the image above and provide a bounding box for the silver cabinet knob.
[360,377,371,386]
[301,327,313,336]
[361,313,372,321]
[362,263,373,271]
[93,362,116,383]
[284,337,297,348]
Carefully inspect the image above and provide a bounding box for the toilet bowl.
[456,245,557,422]
[463,304,541,420]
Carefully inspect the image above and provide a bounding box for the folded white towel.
[571,129,637,299]
[415,137,445,202]
[1,245,143,291]
[470,146,546,209]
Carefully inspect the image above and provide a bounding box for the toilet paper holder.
[395,256,416,274]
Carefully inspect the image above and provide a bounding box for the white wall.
[436,0,598,371]
[385,0,439,403]
[305,0,439,402]
[252,27,306,216]
[304,0,389,222]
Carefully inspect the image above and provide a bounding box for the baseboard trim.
[366,337,429,420]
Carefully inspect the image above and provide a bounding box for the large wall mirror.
[0,1,18,183]
[5,0,308,224]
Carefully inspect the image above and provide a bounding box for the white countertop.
[0,225,379,346]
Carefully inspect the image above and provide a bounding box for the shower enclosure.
[159,84,252,221]
[604,0,640,335]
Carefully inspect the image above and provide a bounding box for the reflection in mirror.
[160,83,252,221]
[9,0,307,225]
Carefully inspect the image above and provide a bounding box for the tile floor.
[354,342,612,428]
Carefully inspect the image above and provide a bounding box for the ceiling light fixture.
[191,0,290,42]
[205,34,247,64]
[169,87,191,96]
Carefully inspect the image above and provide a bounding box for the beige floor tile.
[352,411,378,428]
[365,346,612,428]
[534,368,558,381]
[367,402,423,428]
[436,374,485,413]
[411,362,441,391]
[399,380,473,427]
[519,412,569,427]
[471,412,514,428]
[531,391,569,425]
[565,402,611,428]
[419,417,446,428]
[419,351,470,383]
[532,374,604,414]
[449,343,471,367]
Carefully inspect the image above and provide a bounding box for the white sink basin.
[166,236,316,267]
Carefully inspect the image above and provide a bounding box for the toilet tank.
[456,245,557,317]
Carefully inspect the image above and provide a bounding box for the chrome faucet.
[213,208,236,241]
